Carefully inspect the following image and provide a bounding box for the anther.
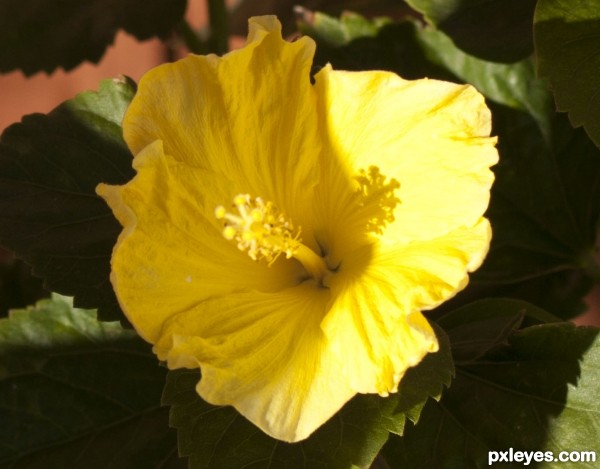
[215,194,300,264]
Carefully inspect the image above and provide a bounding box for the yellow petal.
[123,16,320,226]
[155,283,355,443]
[322,218,491,394]
[97,140,305,343]
[313,67,498,259]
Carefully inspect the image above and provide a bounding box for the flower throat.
[214,167,400,283]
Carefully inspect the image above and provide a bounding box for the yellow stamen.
[216,194,330,282]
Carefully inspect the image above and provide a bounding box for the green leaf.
[0,0,187,75]
[0,294,184,468]
[405,0,536,62]
[305,14,552,136]
[163,326,453,468]
[534,0,600,148]
[0,78,135,322]
[437,298,561,362]
[415,27,553,140]
[305,15,456,82]
[382,322,600,468]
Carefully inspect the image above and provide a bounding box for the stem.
[207,0,229,54]
[176,20,208,54]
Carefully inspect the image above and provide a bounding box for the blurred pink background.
[0,0,218,132]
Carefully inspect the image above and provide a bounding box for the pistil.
[292,243,331,283]
[215,194,330,283]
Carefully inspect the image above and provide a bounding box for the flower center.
[215,194,330,283]
[355,166,400,234]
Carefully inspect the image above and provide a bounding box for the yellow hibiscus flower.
[97,16,498,443]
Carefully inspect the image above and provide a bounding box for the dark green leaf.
[382,323,600,468]
[534,0,600,148]
[0,294,184,468]
[405,0,536,62]
[0,78,135,322]
[0,250,47,318]
[386,324,455,429]
[0,0,187,75]
[163,326,453,468]
[437,298,561,362]
[471,108,600,318]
